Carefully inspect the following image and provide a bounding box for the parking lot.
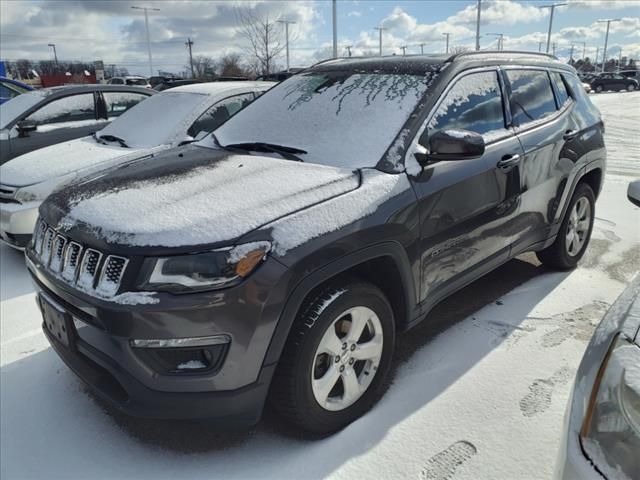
[1,91,639,480]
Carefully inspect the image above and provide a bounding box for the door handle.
[563,129,579,140]
[497,153,521,170]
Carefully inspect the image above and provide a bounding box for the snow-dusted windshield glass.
[214,72,431,168]
[98,91,206,148]
[0,90,50,129]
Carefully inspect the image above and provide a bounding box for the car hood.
[0,136,154,187]
[43,145,360,252]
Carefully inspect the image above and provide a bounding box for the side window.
[506,70,557,127]
[562,73,601,130]
[429,71,506,137]
[0,84,20,99]
[26,93,96,125]
[103,92,148,118]
[187,93,255,138]
[550,71,571,108]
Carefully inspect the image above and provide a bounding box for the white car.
[0,81,274,248]
[107,76,152,88]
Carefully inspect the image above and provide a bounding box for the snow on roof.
[169,81,275,95]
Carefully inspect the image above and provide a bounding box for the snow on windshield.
[214,72,432,169]
[0,90,51,129]
[99,92,207,148]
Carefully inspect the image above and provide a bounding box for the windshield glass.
[0,90,50,129]
[98,91,206,148]
[214,71,431,168]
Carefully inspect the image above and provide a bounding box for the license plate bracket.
[39,294,75,349]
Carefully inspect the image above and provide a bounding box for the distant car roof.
[167,81,275,95]
[43,84,154,96]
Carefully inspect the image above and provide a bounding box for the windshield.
[0,90,50,129]
[98,91,206,148]
[126,78,148,86]
[214,71,431,168]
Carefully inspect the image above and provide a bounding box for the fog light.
[130,334,230,349]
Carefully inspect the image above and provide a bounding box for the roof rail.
[445,50,558,63]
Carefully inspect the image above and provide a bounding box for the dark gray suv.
[27,52,606,434]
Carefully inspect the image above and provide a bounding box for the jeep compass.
[27,52,605,434]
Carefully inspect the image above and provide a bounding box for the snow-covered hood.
[43,146,360,249]
[0,136,157,188]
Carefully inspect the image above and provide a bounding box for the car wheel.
[536,183,595,270]
[270,280,395,435]
[628,84,636,92]
[595,85,603,93]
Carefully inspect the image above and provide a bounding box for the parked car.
[27,52,605,434]
[0,84,152,164]
[0,81,272,249]
[590,72,639,93]
[107,76,151,88]
[154,79,202,91]
[0,76,33,105]
[555,182,639,479]
[619,69,640,81]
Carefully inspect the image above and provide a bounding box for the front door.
[407,68,524,304]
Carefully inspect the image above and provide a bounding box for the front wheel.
[270,280,395,435]
[628,84,636,92]
[595,85,603,93]
[536,183,595,270]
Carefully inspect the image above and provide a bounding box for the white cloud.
[347,10,362,18]
[447,0,548,26]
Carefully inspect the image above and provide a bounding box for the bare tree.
[236,6,286,75]
[189,55,216,79]
[218,53,247,77]
[449,45,470,54]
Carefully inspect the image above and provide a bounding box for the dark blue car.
[0,77,33,105]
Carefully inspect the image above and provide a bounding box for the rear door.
[9,92,104,158]
[504,68,581,253]
[407,68,524,304]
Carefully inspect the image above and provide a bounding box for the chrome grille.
[33,220,128,297]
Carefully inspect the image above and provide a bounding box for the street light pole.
[185,38,194,77]
[538,41,544,52]
[346,45,352,57]
[332,0,337,58]
[374,27,387,56]
[486,33,503,51]
[443,32,451,54]
[131,5,160,77]
[475,0,481,51]
[47,43,58,65]
[278,19,296,70]
[539,3,567,54]
[597,19,621,73]
[400,46,407,56]
[419,43,425,54]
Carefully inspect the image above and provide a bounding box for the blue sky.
[1,1,638,75]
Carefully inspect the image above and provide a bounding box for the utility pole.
[552,42,557,56]
[475,0,481,51]
[538,41,544,52]
[374,27,387,56]
[346,45,352,57]
[400,46,407,56]
[569,44,575,62]
[443,32,451,54]
[277,19,296,69]
[618,47,623,72]
[131,5,160,77]
[486,33,503,50]
[185,38,195,77]
[580,41,587,62]
[539,3,567,54]
[594,47,599,70]
[598,19,621,73]
[47,43,58,65]
[419,43,425,54]
[332,0,338,58]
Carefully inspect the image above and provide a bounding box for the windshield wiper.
[223,142,307,162]
[95,133,129,148]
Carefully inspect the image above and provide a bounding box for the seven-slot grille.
[32,219,129,296]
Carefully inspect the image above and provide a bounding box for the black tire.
[269,279,395,435]
[628,84,636,92]
[536,182,595,270]
[595,85,603,93]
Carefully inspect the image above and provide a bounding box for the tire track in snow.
[519,366,574,417]
[420,441,477,480]
[539,301,609,348]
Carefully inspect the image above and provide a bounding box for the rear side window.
[550,71,571,108]
[506,70,557,127]
[429,71,506,137]
[26,93,96,125]
[188,93,255,138]
[103,92,149,118]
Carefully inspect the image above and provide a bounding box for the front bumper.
[27,249,291,425]
[0,200,40,248]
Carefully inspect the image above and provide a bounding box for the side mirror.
[419,129,485,163]
[628,180,640,208]
[16,120,37,137]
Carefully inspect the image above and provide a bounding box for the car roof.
[166,81,275,95]
[308,50,571,75]
[42,84,154,96]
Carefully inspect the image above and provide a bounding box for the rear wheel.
[270,280,395,435]
[595,85,603,93]
[536,183,595,270]
[628,84,636,92]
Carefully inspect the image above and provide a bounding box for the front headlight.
[139,241,271,293]
[581,335,640,480]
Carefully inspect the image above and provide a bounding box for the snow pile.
[61,155,359,247]
[268,169,410,255]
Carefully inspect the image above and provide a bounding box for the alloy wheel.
[565,197,591,257]
[311,306,384,411]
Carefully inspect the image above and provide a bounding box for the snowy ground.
[1,92,639,480]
